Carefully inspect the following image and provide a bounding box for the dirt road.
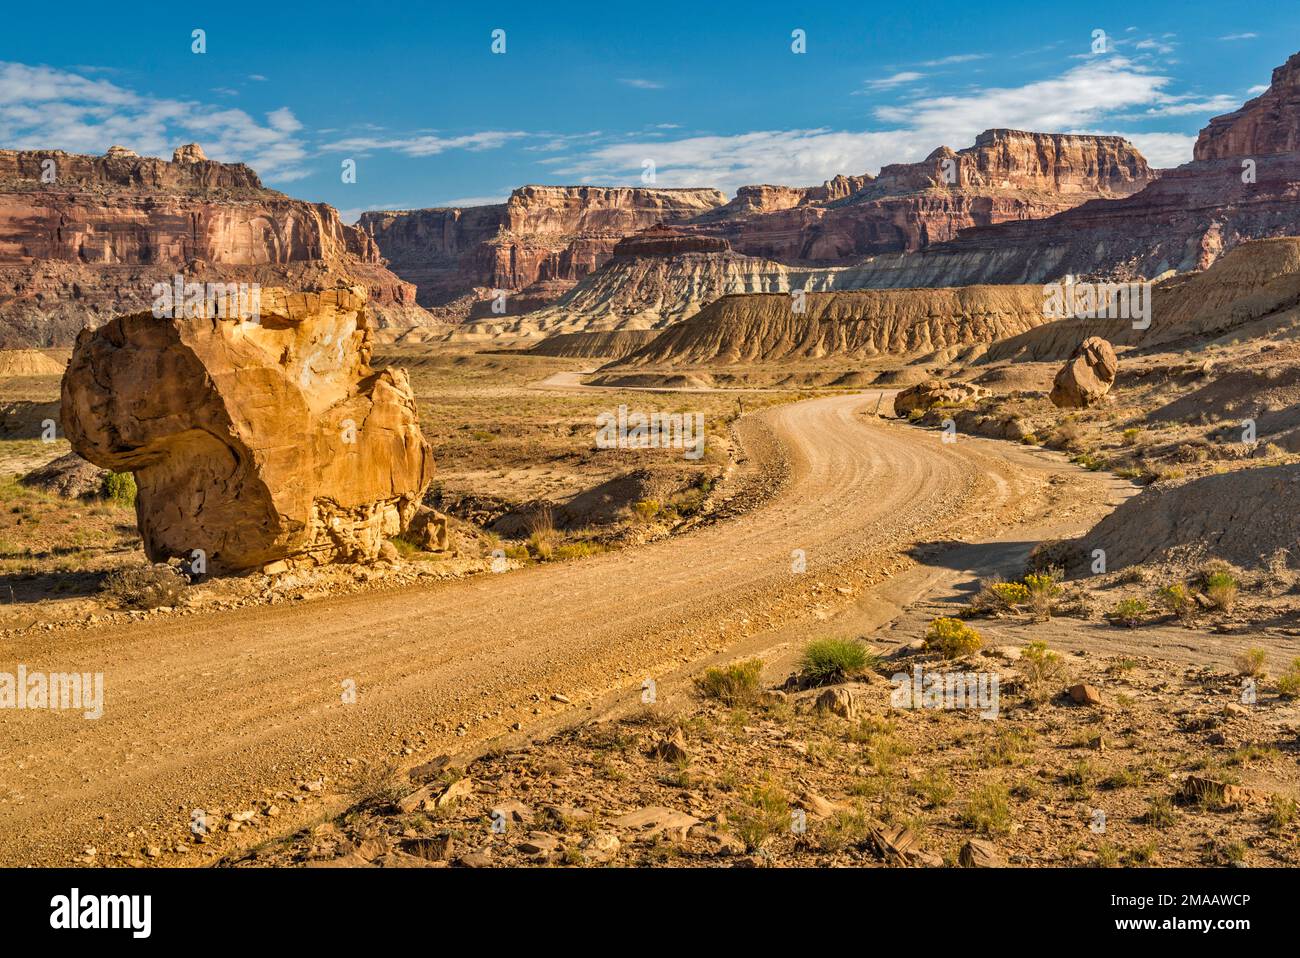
[0,392,1122,865]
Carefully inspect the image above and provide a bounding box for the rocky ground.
[236,628,1300,869]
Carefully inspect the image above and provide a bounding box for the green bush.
[102,471,137,506]
[799,638,873,685]
[1276,658,1300,699]
[1203,571,1238,611]
[1157,582,1196,625]
[1023,571,1063,619]
[1108,598,1149,628]
[991,581,1030,607]
[925,617,982,659]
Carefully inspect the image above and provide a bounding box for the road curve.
[1,392,1055,865]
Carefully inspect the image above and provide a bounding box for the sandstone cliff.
[363,131,1148,319]
[360,185,728,312]
[692,131,1154,263]
[0,145,432,347]
[832,50,1300,291]
[1195,52,1300,160]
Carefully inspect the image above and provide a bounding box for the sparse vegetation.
[1023,571,1062,620]
[694,659,764,706]
[1276,658,1300,699]
[1157,582,1197,625]
[102,470,137,506]
[961,782,1012,836]
[799,638,873,684]
[731,782,791,852]
[1107,597,1149,628]
[925,617,982,658]
[100,563,186,610]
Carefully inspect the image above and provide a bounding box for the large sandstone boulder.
[62,286,434,573]
[1050,336,1118,408]
[894,379,988,416]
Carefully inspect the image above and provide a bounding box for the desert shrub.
[1107,597,1149,628]
[694,659,763,706]
[991,581,1030,608]
[1203,570,1239,612]
[1157,582,1196,625]
[504,543,530,562]
[1121,427,1141,446]
[1233,647,1267,679]
[910,769,955,807]
[100,563,186,609]
[817,806,873,852]
[1024,571,1062,619]
[1142,796,1178,829]
[961,782,1012,836]
[800,638,873,684]
[1276,658,1300,699]
[1020,640,1067,701]
[631,499,661,523]
[551,541,603,561]
[102,471,137,506]
[732,783,790,852]
[925,617,982,659]
[1267,796,1298,832]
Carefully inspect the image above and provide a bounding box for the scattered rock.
[959,839,1003,868]
[1068,683,1103,707]
[610,806,700,840]
[814,685,866,721]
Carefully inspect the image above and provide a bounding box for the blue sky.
[1,1,1295,221]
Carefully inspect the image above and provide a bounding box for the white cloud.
[920,53,987,67]
[1092,131,1199,168]
[1219,33,1258,41]
[864,71,925,91]
[0,61,309,181]
[320,130,526,157]
[1247,84,1269,95]
[619,79,664,90]
[553,55,1212,191]
[876,57,1172,143]
[551,129,922,192]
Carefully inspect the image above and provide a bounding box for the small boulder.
[1068,683,1103,707]
[894,379,987,416]
[1050,337,1118,409]
[959,838,1002,868]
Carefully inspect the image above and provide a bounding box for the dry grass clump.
[100,563,187,609]
[799,638,874,685]
[694,659,764,706]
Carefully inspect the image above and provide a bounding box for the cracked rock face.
[61,286,434,573]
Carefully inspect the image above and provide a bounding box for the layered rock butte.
[363,130,1153,321]
[61,286,435,573]
[359,185,727,315]
[0,144,431,348]
[835,50,1300,289]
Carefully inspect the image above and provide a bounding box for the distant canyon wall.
[0,145,429,347]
